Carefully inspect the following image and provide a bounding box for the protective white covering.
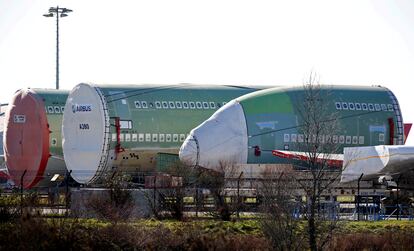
[179,100,248,171]
[62,83,107,184]
[341,145,414,182]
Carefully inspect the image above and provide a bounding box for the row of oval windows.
[134,100,227,110]
[46,102,398,114]
[46,106,65,114]
[45,100,227,114]
[51,133,189,146]
[335,102,394,112]
[283,133,369,144]
[111,133,189,143]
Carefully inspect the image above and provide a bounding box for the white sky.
[0,0,413,144]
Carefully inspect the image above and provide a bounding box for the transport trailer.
[62,83,265,185]
[3,88,69,189]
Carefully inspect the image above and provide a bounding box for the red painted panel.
[388,118,394,145]
[4,90,50,188]
[404,123,412,144]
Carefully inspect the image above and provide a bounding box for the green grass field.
[1,218,414,250]
[62,218,414,235]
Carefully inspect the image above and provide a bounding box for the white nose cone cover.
[179,100,248,171]
[62,83,107,184]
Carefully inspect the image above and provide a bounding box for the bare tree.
[294,74,342,251]
[86,171,134,223]
[158,161,195,220]
[197,162,242,221]
[259,165,305,251]
[142,160,198,220]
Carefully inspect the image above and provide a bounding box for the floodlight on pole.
[43,6,73,90]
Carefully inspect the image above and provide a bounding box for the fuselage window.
[176,102,182,109]
[159,134,165,142]
[162,101,169,109]
[182,101,189,109]
[155,101,162,109]
[61,106,65,113]
[222,102,227,106]
[210,102,216,109]
[138,133,144,142]
[196,102,202,109]
[47,106,54,113]
[381,104,387,111]
[173,134,179,142]
[179,134,186,142]
[355,103,361,110]
[125,134,131,142]
[362,103,368,110]
[368,103,374,111]
[166,134,172,142]
[335,102,342,110]
[54,106,61,113]
[141,101,148,109]
[348,103,355,110]
[387,104,394,111]
[149,103,154,108]
[203,102,209,109]
[189,102,196,109]
[169,101,175,109]
[135,101,141,108]
[374,104,381,111]
[341,102,348,110]
[352,136,358,144]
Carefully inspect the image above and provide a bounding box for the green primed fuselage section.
[237,85,404,164]
[98,84,264,171]
[26,89,68,187]
[39,89,69,157]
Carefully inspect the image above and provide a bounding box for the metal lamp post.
[43,6,73,90]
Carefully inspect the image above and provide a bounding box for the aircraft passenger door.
[369,125,386,145]
[113,93,132,119]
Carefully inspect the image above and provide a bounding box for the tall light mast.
[43,6,73,90]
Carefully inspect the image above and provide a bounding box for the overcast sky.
[0,0,413,144]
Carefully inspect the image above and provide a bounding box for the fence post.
[236,171,244,219]
[357,173,363,221]
[20,170,27,216]
[396,174,402,220]
[65,170,72,216]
